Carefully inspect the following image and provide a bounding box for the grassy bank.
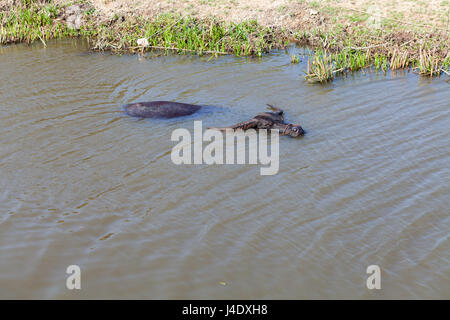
[303,44,449,83]
[90,15,284,56]
[1,1,449,82]
[296,25,449,82]
[0,1,77,44]
[0,1,285,56]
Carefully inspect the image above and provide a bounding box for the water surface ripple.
[0,40,449,298]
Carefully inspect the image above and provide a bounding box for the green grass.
[374,53,388,72]
[91,15,282,57]
[304,48,374,83]
[1,1,284,56]
[290,54,300,63]
[415,47,441,76]
[299,24,449,82]
[304,50,335,83]
[0,1,79,45]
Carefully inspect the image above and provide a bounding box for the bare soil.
[67,0,449,31]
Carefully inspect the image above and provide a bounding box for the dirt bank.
[58,0,449,31]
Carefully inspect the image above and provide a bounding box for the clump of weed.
[332,49,371,72]
[305,50,335,83]
[390,49,410,70]
[374,53,388,72]
[415,47,441,76]
[290,54,300,63]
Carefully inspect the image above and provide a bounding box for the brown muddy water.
[0,39,449,299]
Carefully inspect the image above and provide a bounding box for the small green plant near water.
[443,56,450,72]
[305,50,335,83]
[290,54,300,63]
[374,53,388,72]
[415,47,441,76]
[332,49,371,72]
[304,48,375,82]
[390,49,410,70]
